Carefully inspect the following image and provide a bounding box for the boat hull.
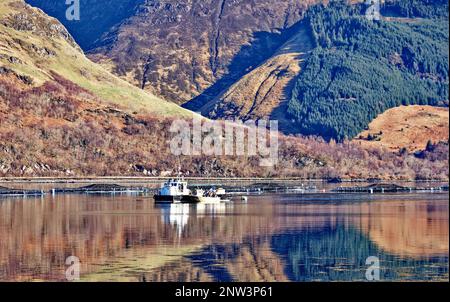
[154,195,222,204]
[182,195,221,204]
[154,195,183,204]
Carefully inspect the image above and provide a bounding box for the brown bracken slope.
[355,105,449,152]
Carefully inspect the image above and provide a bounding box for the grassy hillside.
[287,0,449,141]
[0,0,192,117]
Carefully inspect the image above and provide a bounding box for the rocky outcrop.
[3,1,80,50]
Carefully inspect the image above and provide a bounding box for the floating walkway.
[0,184,152,197]
[1,182,448,198]
[333,183,448,193]
[193,182,318,195]
[0,186,45,197]
[51,184,152,194]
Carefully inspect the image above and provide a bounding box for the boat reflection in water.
[157,202,230,238]
[159,204,190,237]
[0,192,447,281]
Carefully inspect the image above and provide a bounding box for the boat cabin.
[159,179,190,196]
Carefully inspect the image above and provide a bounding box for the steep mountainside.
[0,0,190,116]
[27,0,319,103]
[91,0,321,104]
[188,21,315,129]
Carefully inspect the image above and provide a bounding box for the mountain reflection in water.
[0,193,447,281]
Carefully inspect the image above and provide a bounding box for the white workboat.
[153,178,189,203]
[154,178,225,204]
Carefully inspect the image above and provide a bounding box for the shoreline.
[1,179,448,198]
[0,177,448,184]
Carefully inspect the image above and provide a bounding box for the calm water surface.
[0,192,448,281]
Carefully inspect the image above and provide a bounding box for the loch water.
[0,190,448,282]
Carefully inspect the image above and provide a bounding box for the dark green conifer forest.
[287,0,449,141]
